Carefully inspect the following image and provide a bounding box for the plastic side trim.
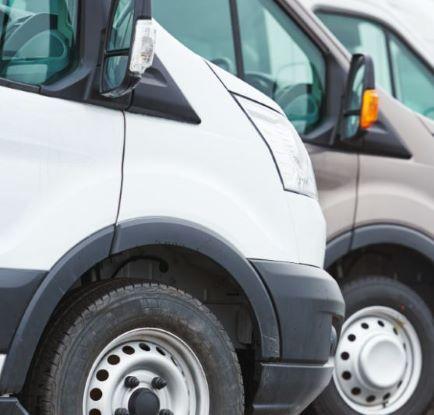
[0,269,46,352]
[325,231,353,268]
[0,226,115,394]
[326,225,434,269]
[352,224,434,262]
[112,217,281,360]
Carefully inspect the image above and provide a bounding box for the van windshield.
[154,0,326,135]
[0,0,78,85]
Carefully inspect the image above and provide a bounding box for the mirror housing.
[339,54,379,141]
[100,0,156,98]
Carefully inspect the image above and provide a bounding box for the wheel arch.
[326,224,434,269]
[0,217,280,394]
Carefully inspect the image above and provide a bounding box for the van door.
[0,1,124,271]
[154,0,359,243]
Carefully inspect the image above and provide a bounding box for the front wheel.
[23,281,244,415]
[314,276,434,415]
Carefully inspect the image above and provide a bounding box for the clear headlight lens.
[237,96,318,199]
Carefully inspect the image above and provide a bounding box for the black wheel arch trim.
[325,230,353,268]
[111,217,280,360]
[0,218,280,394]
[0,226,115,394]
[0,269,46,353]
[326,224,434,269]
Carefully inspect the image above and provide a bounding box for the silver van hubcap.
[83,328,210,415]
[334,306,422,414]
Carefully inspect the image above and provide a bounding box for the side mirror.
[339,54,379,140]
[100,0,156,98]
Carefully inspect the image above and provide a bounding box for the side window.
[316,12,392,95]
[153,0,237,74]
[390,35,434,120]
[237,0,326,134]
[0,0,78,85]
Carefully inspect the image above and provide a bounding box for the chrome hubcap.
[334,306,422,414]
[83,328,210,415]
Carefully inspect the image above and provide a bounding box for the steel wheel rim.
[83,328,210,415]
[334,306,422,414]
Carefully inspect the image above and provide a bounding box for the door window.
[237,0,326,134]
[0,0,78,85]
[153,0,237,74]
[390,35,434,119]
[317,11,434,120]
[317,12,392,95]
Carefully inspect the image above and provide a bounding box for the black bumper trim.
[251,362,333,415]
[0,398,29,415]
[251,260,345,363]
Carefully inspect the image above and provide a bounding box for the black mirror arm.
[100,0,154,98]
[344,109,362,117]
[363,55,375,90]
[105,48,129,58]
[135,0,151,19]
[334,53,376,143]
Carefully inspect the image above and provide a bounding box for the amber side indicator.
[360,89,379,129]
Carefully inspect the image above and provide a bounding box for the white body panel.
[209,63,284,115]
[0,23,326,271]
[119,25,326,267]
[0,87,124,270]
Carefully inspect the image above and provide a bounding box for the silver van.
[308,0,434,121]
[154,1,434,414]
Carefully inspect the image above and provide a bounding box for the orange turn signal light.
[360,89,379,129]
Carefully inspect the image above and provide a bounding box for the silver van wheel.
[83,328,210,415]
[334,306,422,414]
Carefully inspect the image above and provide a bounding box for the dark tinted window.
[237,0,326,134]
[0,0,78,85]
[153,0,237,74]
[317,12,392,94]
[390,34,434,119]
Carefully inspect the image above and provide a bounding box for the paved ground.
[302,404,434,414]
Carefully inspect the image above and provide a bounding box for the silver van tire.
[23,281,244,415]
[314,276,433,415]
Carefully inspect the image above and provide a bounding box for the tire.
[23,280,244,415]
[314,276,434,415]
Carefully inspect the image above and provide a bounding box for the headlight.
[237,96,318,199]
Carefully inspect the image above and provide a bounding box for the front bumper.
[250,260,345,414]
[252,361,333,414]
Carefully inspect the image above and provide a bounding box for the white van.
[0,1,344,414]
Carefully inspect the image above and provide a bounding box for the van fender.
[326,224,434,268]
[0,218,280,394]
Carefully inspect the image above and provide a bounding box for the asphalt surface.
[302,404,434,414]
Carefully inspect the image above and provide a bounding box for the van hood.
[208,62,284,115]
[419,115,434,136]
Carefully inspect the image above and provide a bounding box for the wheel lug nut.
[115,409,129,415]
[152,376,167,390]
[159,411,173,415]
[125,376,140,388]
